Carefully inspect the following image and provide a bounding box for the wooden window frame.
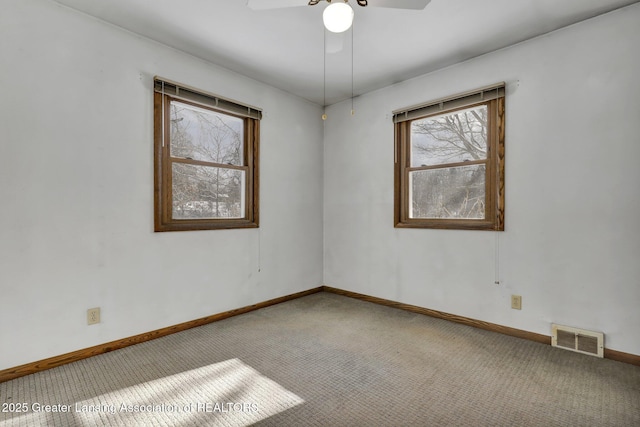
[153,79,260,232]
[394,85,505,231]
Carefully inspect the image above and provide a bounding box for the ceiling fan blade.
[246,0,307,10]
[247,0,431,10]
[366,0,431,10]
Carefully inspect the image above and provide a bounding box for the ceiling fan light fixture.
[323,2,354,33]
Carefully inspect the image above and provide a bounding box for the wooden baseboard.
[0,287,323,383]
[604,348,640,366]
[322,286,640,367]
[2,284,637,383]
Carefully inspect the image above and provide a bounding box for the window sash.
[169,99,245,167]
[407,158,487,172]
[171,156,249,172]
[408,164,487,220]
[171,163,246,220]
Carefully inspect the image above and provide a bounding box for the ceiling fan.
[248,0,431,33]
[246,0,432,11]
[247,0,432,114]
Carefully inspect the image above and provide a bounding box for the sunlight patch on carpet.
[1,359,304,427]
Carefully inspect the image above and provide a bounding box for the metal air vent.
[551,324,603,358]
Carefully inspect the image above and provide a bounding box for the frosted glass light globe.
[323,3,354,33]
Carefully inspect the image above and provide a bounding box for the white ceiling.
[52,0,638,106]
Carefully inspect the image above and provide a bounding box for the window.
[394,83,505,230]
[154,78,260,231]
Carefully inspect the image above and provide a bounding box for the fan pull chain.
[351,16,355,116]
[322,27,327,120]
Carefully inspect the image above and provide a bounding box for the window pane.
[170,101,244,166]
[409,164,486,219]
[172,163,245,219]
[411,105,487,167]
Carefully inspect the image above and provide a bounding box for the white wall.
[324,4,640,355]
[1,1,638,373]
[0,0,324,370]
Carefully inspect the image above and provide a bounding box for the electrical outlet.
[87,307,101,325]
[511,295,522,310]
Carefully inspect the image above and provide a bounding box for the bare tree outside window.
[170,102,244,219]
[410,106,487,219]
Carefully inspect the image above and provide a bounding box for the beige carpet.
[1,292,639,426]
